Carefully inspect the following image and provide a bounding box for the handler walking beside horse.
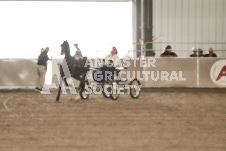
[35,47,51,91]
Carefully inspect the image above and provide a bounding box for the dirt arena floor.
[0,88,225,151]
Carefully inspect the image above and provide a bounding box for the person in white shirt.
[105,46,119,66]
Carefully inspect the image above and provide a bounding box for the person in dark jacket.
[35,47,50,91]
[204,48,217,57]
[160,45,178,57]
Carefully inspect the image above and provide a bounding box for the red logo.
[216,66,226,81]
[210,60,226,87]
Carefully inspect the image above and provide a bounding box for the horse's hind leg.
[73,75,84,90]
[79,74,86,91]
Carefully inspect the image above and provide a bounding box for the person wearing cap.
[190,47,198,57]
[35,47,50,91]
[73,43,83,58]
[198,48,204,57]
[160,45,178,57]
[204,48,217,57]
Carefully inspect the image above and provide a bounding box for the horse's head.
[61,40,70,55]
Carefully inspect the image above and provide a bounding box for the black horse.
[56,40,90,101]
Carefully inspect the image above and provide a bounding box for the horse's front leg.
[56,65,67,101]
[63,77,69,87]
[56,75,63,102]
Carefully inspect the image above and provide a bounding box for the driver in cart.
[105,46,120,67]
[93,47,121,82]
[100,46,120,81]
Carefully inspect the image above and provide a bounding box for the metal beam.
[144,0,154,56]
[132,0,153,57]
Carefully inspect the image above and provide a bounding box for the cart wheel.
[102,82,111,98]
[79,81,90,99]
[129,78,141,99]
[110,81,119,100]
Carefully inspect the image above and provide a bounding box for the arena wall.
[0,59,38,88]
[51,58,226,88]
[0,58,225,88]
